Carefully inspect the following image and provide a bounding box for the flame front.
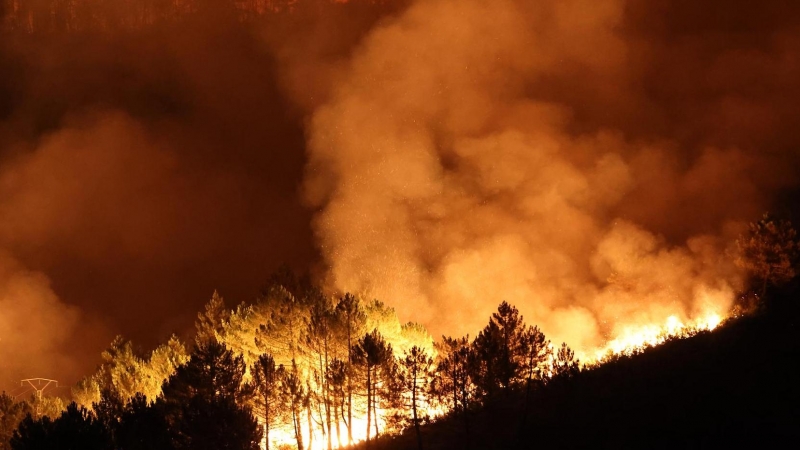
[587,311,724,364]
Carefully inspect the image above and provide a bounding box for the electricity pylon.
[20,378,58,416]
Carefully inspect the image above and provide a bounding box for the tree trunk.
[307,404,314,450]
[265,405,270,450]
[461,378,471,450]
[373,378,379,437]
[347,326,354,446]
[413,368,422,450]
[452,367,458,414]
[324,347,332,450]
[334,398,341,448]
[366,365,372,448]
[517,353,535,448]
[293,403,304,450]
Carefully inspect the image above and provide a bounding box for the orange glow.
[585,310,726,365]
[258,385,445,450]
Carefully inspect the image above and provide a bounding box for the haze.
[1,0,798,385]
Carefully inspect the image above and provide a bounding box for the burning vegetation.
[2,0,800,448]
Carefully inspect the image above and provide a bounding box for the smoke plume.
[0,0,798,381]
[0,251,85,382]
[0,15,318,382]
[303,0,800,353]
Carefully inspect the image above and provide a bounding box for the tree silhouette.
[9,414,53,450]
[325,358,348,446]
[306,296,336,450]
[520,325,550,388]
[470,302,527,400]
[250,354,285,450]
[91,388,124,442]
[115,394,172,450]
[158,341,259,450]
[552,342,580,379]
[399,346,434,450]
[280,367,307,450]
[736,214,798,298]
[432,335,473,448]
[518,325,551,435]
[334,293,366,445]
[352,329,394,446]
[11,403,109,450]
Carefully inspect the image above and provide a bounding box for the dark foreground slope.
[367,287,800,450]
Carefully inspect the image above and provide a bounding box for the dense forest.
[0,213,797,449]
[1,271,579,450]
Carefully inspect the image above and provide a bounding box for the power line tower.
[20,378,58,417]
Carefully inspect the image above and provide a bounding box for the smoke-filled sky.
[1,0,799,386]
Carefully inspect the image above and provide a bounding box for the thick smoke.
[0,14,319,382]
[0,1,400,384]
[0,251,85,382]
[0,0,798,382]
[303,0,800,353]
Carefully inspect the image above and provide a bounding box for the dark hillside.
[366,285,800,449]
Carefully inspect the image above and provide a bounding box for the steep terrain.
[364,284,800,449]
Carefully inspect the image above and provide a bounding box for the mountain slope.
[365,286,800,449]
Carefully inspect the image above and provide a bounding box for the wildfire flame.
[585,311,724,365]
[259,395,445,450]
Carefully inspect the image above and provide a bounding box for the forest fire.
[588,311,725,364]
[1,0,799,448]
[263,400,444,450]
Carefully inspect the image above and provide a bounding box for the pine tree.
[195,290,230,346]
[334,293,366,445]
[143,335,190,401]
[352,329,394,446]
[552,342,580,379]
[432,335,473,448]
[515,327,551,442]
[1,393,31,449]
[251,354,285,450]
[470,302,528,400]
[520,325,551,390]
[281,368,307,450]
[115,393,171,450]
[399,346,434,450]
[256,285,310,369]
[306,296,336,450]
[99,336,147,402]
[325,359,347,447]
[11,403,109,450]
[158,341,259,450]
[736,214,798,298]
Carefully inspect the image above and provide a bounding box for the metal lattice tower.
[19,378,58,416]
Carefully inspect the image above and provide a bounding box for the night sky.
[1,0,799,385]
